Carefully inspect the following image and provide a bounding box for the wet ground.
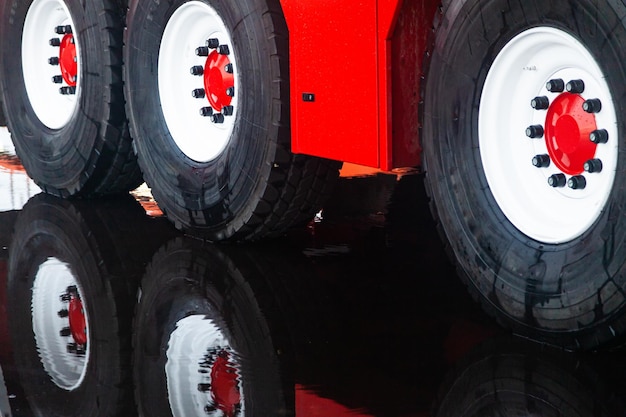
[2,128,626,416]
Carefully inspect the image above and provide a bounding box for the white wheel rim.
[479,27,617,244]
[166,315,244,417]
[159,1,239,162]
[31,258,90,391]
[22,0,80,129]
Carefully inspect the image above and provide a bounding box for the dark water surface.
[2,129,626,416]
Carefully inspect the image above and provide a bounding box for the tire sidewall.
[423,0,626,346]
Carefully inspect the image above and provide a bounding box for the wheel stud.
[60,327,71,337]
[48,56,59,65]
[49,37,61,47]
[60,86,76,95]
[212,113,225,123]
[190,65,204,76]
[525,125,544,138]
[531,96,549,110]
[546,79,565,93]
[67,343,77,353]
[566,79,585,94]
[57,308,69,318]
[568,175,587,190]
[532,154,550,168]
[55,25,72,34]
[192,88,206,99]
[223,105,234,116]
[218,45,230,55]
[199,106,213,117]
[590,129,609,144]
[52,75,63,84]
[582,98,602,113]
[195,46,210,57]
[206,38,220,49]
[226,86,235,97]
[584,158,603,173]
[224,63,233,73]
[548,174,566,188]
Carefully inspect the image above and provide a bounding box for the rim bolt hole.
[200,106,213,117]
[584,158,603,173]
[531,96,550,110]
[548,174,567,188]
[526,125,544,138]
[190,65,204,76]
[52,75,63,84]
[212,113,225,124]
[224,63,234,74]
[49,37,61,47]
[192,88,206,99]
[55,25,72,34]
[546,79,565,93]
[582,98,602,113]
[195,46,210,57]
[532,154,551,168]
[223,105,234,116]
[218,45,230,55]
[206,38,220,49]
[590,129,609,144]
[566,79,585,94]
[568,175,587,190]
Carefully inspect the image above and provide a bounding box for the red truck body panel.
[281,0,439,170]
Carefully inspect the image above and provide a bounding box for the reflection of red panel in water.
[296,384,380,417]
[0,259,10,362]
[0,154,25,173]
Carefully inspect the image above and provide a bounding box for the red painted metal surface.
[59,34,77,87]
[281,0,438,170]
[204,50,234,112]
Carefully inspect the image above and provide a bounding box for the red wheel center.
[210,351,241,416]
[544,93,597,175]
[59,34,77,86]
[203,51,234,112]
[68,296,87,345]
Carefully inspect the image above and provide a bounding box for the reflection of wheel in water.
[433,337,625,417]
[7,193,158,416]
[134,237,288,417]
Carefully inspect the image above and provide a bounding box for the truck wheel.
[0,0,142,197]
[422,0,626,349]
[124,0,340,241]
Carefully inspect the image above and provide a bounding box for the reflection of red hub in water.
[204,51,234,112]
[210,350,241,416]
[68,293,87,345]
[59,34,77,87]
[544,93,597,175]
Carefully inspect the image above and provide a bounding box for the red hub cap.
[210,350,241,416]
[59,34,77,86]
[203,50,234,112]
[544,92,597,175]
[68,294,87,345]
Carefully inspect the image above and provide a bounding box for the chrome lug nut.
[226,86,235,97]
[532,154,551,168]
[52,75,63,84]
[526,125,544,138]
[566,79,585,94]
[200,106,213,117]
[590,129,609,144]
[584,159,603,173]
[548,174,567,188]
[192,88,206,99]
[60,86,76,95]
[55,25,72,34]
[546,79,565,93]
[582,98,602,113]
[218,45,230,55]
[568,175,587,190]
[195,46,210,57]
[49,37,61,47]
[206,38,220,49]
[190,65,204,76]
[224,63,233,73]
[531,96,549,110]
[48,56,60,65]
[212,113,225,123]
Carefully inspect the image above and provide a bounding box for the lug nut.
[568,175,587,190]
[212,113,225,123]
[198,383,211,392]
[532,154,551,168]
[60,293,71,302]
[49,56,60,65]
[200,106,213,117]
[58,309,69,318]
[582,98,602,113]
[60,327,71,337]
[190,65,204,76]
[546,79,565,93]
[531,96,550,110]
[60,86,76,95]
[226,86,235,97]
[224,63,233,73]
[584,158,603,173]
[49,37,61,47]
[195,46,210,57]
[206,38,220,49]
[55,25,72,34]
[566,79,585,94]
[223,105,234,116]
[590,129,609,144]
[548,174,567,188]
[192,88,206,99]
[52,75,63,84]
[67,343,77,353]
[525,125,544,138]
[218,45,230,55]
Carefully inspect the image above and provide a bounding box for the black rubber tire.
[0,0,142,197]
[133,237,288,417]
[6,193,162,417]
[124,0,340,241]
[421,0,626,350]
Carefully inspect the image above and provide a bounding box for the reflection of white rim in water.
[0,366,11,417]
[166,315,244,417]
[31,258,90,390]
